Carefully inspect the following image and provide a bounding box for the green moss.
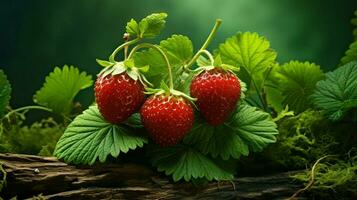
[264,110,339,169]
[292,152,357,196]
[0,118,64,156]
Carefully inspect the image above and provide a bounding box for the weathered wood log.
[0,153,306,200]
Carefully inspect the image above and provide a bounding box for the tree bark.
[0,153,305,200]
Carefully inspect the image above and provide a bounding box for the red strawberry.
[140,95,194,147]
[190,68,241,126]
[95,73,144,124]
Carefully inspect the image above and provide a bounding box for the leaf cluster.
[52,12,357,183]
[52,13,280,182]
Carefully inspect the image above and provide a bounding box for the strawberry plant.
[52,12,357,183]
[51,13,280,182]
[0,11,356,190]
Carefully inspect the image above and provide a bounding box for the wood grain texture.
[0,153,305,200]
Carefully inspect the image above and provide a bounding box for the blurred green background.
[1,0,356,108]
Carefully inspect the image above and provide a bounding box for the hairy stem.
[123,33,130,60]
[128,43,173,90]
[185,19,222,69]
[1,106,52,121]
[109,38,141,62]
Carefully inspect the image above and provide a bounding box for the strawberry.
[190,68,241,126]
[140,95,194,147]
[95,73,144,124]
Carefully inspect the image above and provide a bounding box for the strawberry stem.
[123,33,130,60]
[127,43,174,90]
[186,19,222,69]
[197,49,215,66]
[109,38,141,62]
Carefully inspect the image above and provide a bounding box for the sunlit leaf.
[217,32,277,87]
[34,65,93,115]
[126,13,167,38]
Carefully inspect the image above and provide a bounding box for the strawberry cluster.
[95,65,241,147]
[94,15,242,147]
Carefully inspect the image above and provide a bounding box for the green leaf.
[185,104,277,159]
[34,65,93,115]
[133,48,167,78]
[311,62,357,121]
[139,13,167,38]
[0,70,11,118]
[133,35,193,87]
[134,35,193,70]
[54,106,147,165]
[126,19,139,36]
[160,35,193,66]
[274,61,324,113]
[341,40,357,65]
[217,32,277,85]
[229,104,278,152]
[147,144,234,182]
[214,54,223,66]
[126,13,167,38]
[184,119,249,160]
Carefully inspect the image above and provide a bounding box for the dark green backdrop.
[1,0,356,108]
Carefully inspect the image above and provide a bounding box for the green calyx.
[192,53,240,75]
[97,58,152,87]
[145,81,196,102]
